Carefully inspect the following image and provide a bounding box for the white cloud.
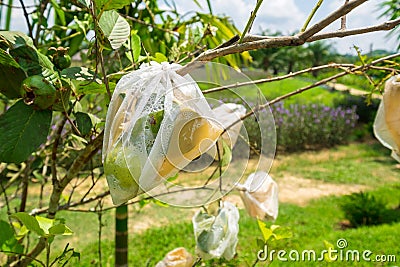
[253,0,305,33]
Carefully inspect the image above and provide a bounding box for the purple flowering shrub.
[270,102,358,151]
[229,99,359,153]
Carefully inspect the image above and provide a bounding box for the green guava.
[20,75,57,110]
[104,142,141,194]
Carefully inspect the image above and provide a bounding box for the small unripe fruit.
[20,75,57,110]
[53,54,71,69]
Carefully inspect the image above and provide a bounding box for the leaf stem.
[239,0,264,43]
[301,0,324,32]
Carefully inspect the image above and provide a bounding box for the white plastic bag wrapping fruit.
[236,171,279,221]
[102,62,223,205]
[373,75,400,162]
[192,201,239,260]
[155,247,194,267]
[207,103,246,159]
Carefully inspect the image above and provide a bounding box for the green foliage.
[378,0,400,49]
[11,212,73,239]
[0,48,26,98]
[0,100,52,163]
[340,192,387,227]
[98,10,130,50]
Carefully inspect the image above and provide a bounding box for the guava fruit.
[20,75,57,110]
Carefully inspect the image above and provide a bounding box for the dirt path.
[327,82,382,99]
[224,175,368,208]
[276,176,368,206]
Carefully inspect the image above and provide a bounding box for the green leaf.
[74,112,93,135]
[61,67,101,82]
[9,45,59,83]
[0,48,26,98]
[50,0,66,26]
[0,220,23,253]
[257,219,273,242]
[95,0,132,11]
[35,216,54,235]
[11,212,45,236]
[256,238,265,250]
[48,223,73,236]
[154,52,168,63]
[0,100,52,163]
[220,140,232,167]
[0,31,35,49]
[75,81,116,95]
[0,220,14,247]
[323,240,335,262]
[61,67,112,95]
[99,10,130,50]
[131,33,141,62]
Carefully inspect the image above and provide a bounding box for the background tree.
[379,0,400,49]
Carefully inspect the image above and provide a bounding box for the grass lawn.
[201,75,347,108]
[49,140,400,267]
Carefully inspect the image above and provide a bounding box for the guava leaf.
[11,213,45,236]
[49,223,73,236]
[0,48,26,98]
[10,46,59,83]
[130,33,141,62]
[99,10,130,49]
[0,31,35,49]
[0,100,52,163]
[75,112,100,135]
[220,140,232,167]
[0,220,14,247]
[95,0,132,11]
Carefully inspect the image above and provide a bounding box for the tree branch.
[177,0,369,76]
[223,52,400,133]
[308,18,400,42]
[203,63,355,94]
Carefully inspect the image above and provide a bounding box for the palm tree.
[306,41,335,77]
[378,0,400,50]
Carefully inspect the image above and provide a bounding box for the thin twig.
[121,14,178,35]
[178,0,369,75]
[341,0,350,30]
[18,0,33,38]
[203,63,355,94]
[239,0,264,43]
[308,18,400,41]
[222,52,400,134]
[301,0,324,32]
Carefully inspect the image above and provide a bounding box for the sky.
[5,0,399,54]
[166,0,398,54]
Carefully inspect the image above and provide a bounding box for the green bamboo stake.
[115,205,128,267]
[5,0,13,30]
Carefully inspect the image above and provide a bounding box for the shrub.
[270,102,358,152]
[340,192,387,227]
[217,99,358,153]
[333,93,380,124]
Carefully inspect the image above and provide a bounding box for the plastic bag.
[236,171,279,221]
[373,75,400,162]
[155,247,194,267]
[192,201,239,260]
[206,103,246,159]
[102,62,223,205]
